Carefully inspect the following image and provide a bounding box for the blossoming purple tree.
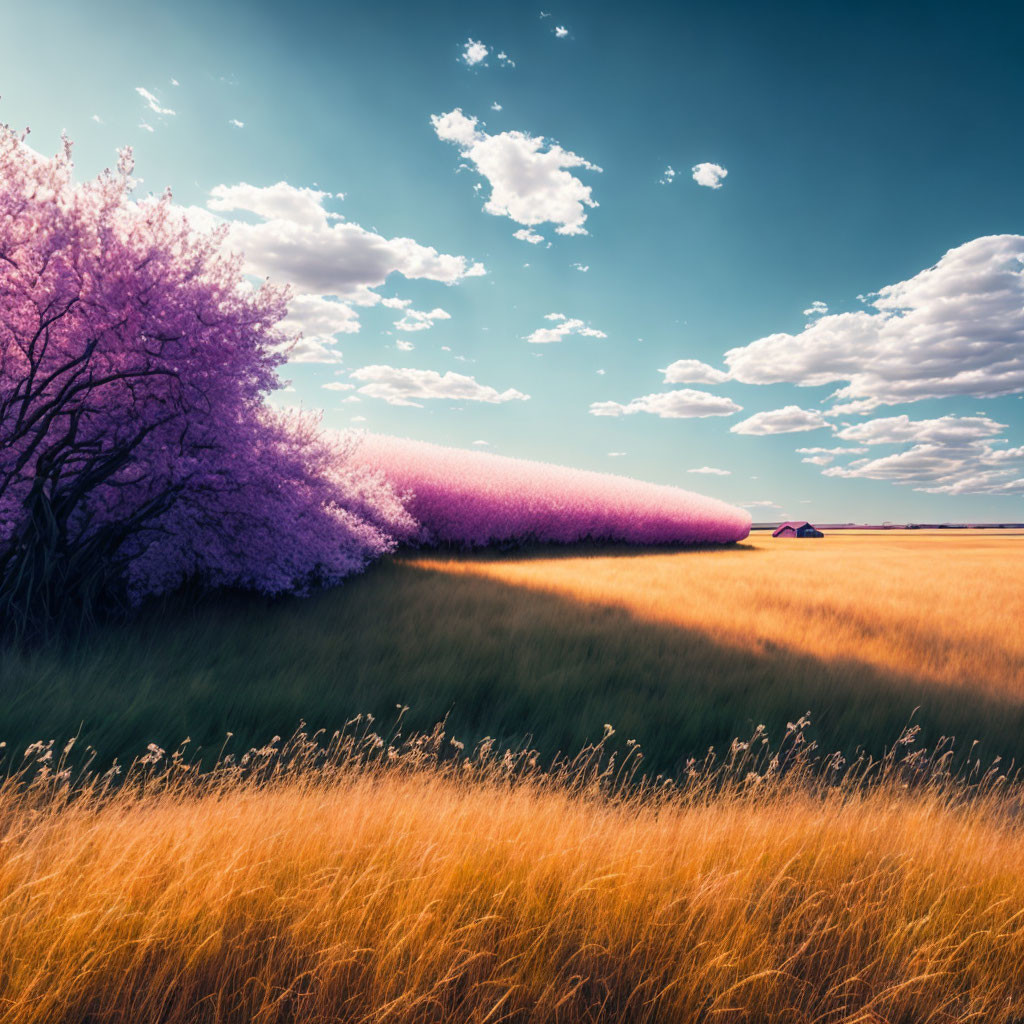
[0,128,413,642]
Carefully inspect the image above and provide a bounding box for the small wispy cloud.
[136,86,175,117]
[527,313,606,344]
[554,25,569,37]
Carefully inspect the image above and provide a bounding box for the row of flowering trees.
[1,128,749,644]
[350,435,752,548]
[0,129,414,642]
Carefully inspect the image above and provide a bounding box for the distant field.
[408,530,1024,700]
[2,531,1022,771]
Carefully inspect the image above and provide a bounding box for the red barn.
[772,521,824,538]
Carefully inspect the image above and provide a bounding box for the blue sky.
[4,0,1024,521]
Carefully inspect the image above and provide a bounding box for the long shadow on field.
[2,556,1021,774]
[417,541,761,561]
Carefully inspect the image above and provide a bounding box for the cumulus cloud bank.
[724,235,1024,409]
[431,108,602,237]
[781,414,1024,495]
[202,181,485,361]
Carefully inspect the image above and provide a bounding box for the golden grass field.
[2,531,1024,1023]
[407,530,1024,700]
[3,728,1024,1024]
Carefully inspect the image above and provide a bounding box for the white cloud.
[393,307,451,332]
[170,78,180,86]
[205,181,484,307]
[91,114,103,124]
[381,297,411,309]
[796,446,869,455]
[229,119,245,128]
[607,451,627,457]
[209,181,337,229]
[692,162,727,189]
[395,339,415,351]
[659,166,676,185]
[688,466,731,475]
[491,102,503,111]
[590,389,741,419]
[138,122,155,133]
[527,314,606,344]
[795,445,868,465]
[724,235,1024,408]
[783,413,1024,495]
[572,262,589,272]
[513,228,545,245]
[834,414,1007,446]
[136,87,175,117]
[280,294,362,362]
[462,38,489,65]
[661,358,730,385]
[349,365,529,407]
[496,51,515,67]
[730,405,829,435]
[823,442,1024,495]
[432,108,601,237]
[555,25,569,36]
[803,300,828,317]
[472,439,490,446]
[322,382,355,391]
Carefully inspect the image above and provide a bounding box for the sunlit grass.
[2,723,1023,1023]
[408,530,1024,698]
[2,532,1023,773]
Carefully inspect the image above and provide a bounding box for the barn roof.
[772,521,820,537]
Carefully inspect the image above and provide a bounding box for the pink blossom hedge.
[349,434,751,548]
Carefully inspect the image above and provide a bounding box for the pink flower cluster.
[349,434,751,548]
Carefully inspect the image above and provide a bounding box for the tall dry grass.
[2,722,1024,1023]
[408,530,1024,698]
